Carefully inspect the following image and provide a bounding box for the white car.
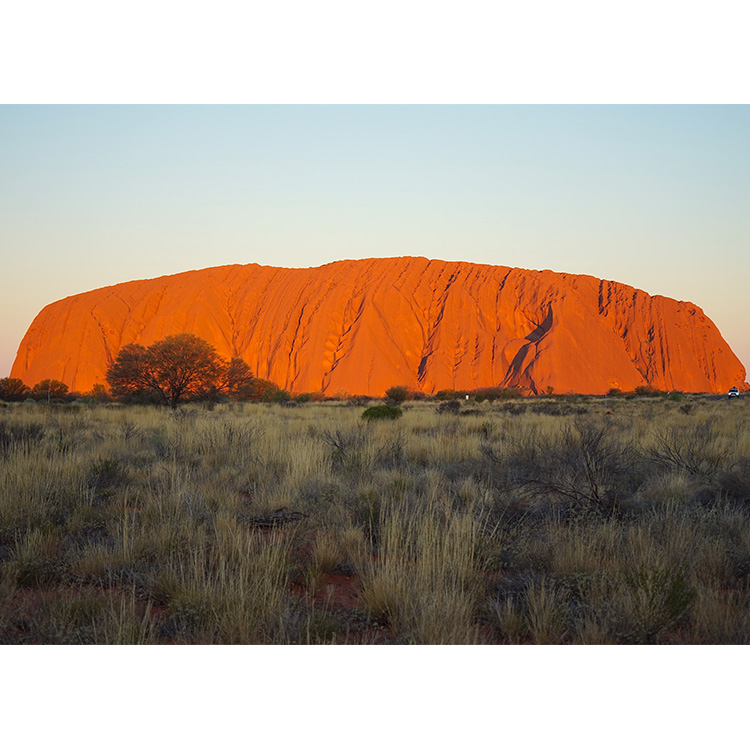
[728,387,740,398]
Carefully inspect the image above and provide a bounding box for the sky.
[1,104,748,380]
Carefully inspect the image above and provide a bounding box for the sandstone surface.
[11,257,748,395]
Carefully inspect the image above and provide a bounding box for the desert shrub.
[434,389,459,401]
[385,386,409,405]
[362,404,403,422]
[529,401,580,416]
[347,395,370,407]
[496,402,528,415]
[634,385,664,397]
[437,400,461,415]
[374,433,406,470]
[483,419,637,510]
[471,387,513,402]
[647,419,729,478]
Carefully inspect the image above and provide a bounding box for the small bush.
[474,387,523,401]
[634,385,663,397]
[385,386,409,405]
[361,404,403,422]
[647,419,728,478]
[347,396,370,407]
[437,400,461,415]
[434,389,459,401]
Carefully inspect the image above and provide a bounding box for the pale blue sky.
[1,105,748,378]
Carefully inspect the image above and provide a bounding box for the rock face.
[11,257,748,395]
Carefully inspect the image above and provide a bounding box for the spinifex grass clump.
[357,498,483,643]
[0,394,748,644]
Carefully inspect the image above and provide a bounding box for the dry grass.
[0,393,749,643]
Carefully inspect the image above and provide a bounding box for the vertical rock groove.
[10,257,747,395]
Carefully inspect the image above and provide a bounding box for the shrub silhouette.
[385,386,409,405]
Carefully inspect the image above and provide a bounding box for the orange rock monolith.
[10,257,747,395]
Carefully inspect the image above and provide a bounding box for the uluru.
[10,257,747,396]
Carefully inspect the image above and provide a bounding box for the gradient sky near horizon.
[1,104,748,380]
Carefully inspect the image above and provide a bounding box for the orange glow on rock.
[10,257,748,395]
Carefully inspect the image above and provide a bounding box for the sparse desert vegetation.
[0,394,748,644]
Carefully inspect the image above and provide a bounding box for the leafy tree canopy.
[0,377,30,401]
[107,334,225,408]
[106,334,283,408]
[31,379,69,400]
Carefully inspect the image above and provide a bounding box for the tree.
[31,379,69,400]
[106,342,152,400]
[0,377,30,401]
[107,334,225,408]
[218,357,256,400]
[238,376,285,402]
